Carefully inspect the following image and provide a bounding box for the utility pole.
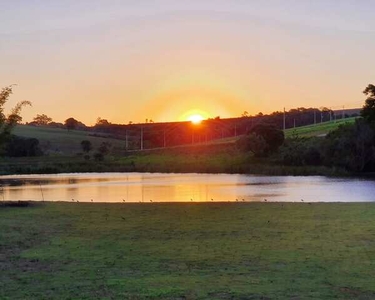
[125,130,128,151]
[293,118,296,128]
[314,110,316,125]
[163,129,166,148]
[283,107,286,131]
[342,106,345,120]
[140,127,143,150]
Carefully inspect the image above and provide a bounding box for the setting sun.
[188,114,204,124]
[179,109,211,124]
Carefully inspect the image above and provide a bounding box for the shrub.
[236,133,267,157]
[248,123,285,154]
[94,152,104,161]
[4,135,43,157]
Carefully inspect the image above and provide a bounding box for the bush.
[94,152,104,161]
[322,119,375,172]
[248,123,285,154]
[98,142,111,155]
[278,137,322,166]
[236,133,267,157]
[3,135,43,157]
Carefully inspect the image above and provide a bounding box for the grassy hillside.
[192,117,358,145]
[1,202,375,299]
[12,118,358,157]
[13,125,126,155]
[285,117,357,138]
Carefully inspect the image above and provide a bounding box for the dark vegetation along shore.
[1,202,375,299]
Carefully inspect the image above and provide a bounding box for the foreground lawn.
[1,203,375,299]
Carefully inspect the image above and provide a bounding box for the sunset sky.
[1,0,374,125]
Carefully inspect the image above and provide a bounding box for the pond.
[0,173,374,203]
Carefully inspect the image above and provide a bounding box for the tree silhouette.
[64,118,79,131]
[33,114,52,125]
[96,117,110,126]
[0,86,31,146]
[361,84,375,123]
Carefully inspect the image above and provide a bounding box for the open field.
[13,125,127,155]
[1,202,375,299]
[285,117,357,138]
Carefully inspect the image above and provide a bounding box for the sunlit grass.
[285,117,357,138]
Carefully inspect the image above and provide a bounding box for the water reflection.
[0,173,374,203]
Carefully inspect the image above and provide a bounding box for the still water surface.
[0,173,374,203]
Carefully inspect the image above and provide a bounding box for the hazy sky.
[1,0,375,124]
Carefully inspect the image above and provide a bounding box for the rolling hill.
[12,118,358,156]
[13,125,126,155]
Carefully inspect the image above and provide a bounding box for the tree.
[323,119,375,172]
[241,111,249,118]
[249,123,285,154]
[96,117,110,126]
[0,86,31,148]
[33,114,52,125]
[80,140,92,153]
[236,133,267,156]
[361,84,375,123]
[64,117,79,131]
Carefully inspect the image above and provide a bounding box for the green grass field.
[285,117,357,138]
[13,125,127,155]
[1,202,375,299]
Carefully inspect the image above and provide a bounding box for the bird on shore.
[91,199,93,202]
[236,199,239,202]
[150,200,153,202]
[242,199,245,202]
[211,198,213,201]
[122,199,126,203]
[301,199,304,202]
[264,199,267,202]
